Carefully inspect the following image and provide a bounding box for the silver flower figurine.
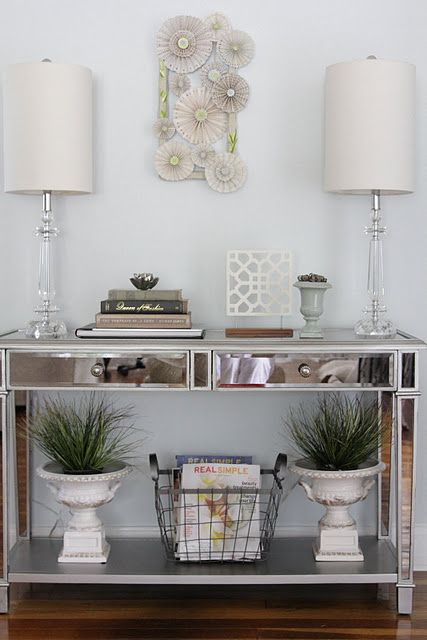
[130,273,159,290]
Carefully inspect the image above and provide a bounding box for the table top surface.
[0,328,425,351]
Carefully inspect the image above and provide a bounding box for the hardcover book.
[177,462,261,561]
[95,313,191,329]
[108,289,183,301]
[101,300,189,314]
[75,324,205,338]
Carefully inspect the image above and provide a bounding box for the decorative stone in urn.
[293,273,331,338]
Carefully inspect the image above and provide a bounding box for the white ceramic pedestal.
[37,462,131,563]
[314,523,363,561]
[60,529,110,563]
[290,459,385,562]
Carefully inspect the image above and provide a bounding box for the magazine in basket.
[177,463,261,561]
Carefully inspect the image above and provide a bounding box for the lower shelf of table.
[8,536,397,585]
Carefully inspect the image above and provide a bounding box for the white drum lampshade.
[323,57,415,337]
[3,62,92,194]
[324,58,415,195]
[2,61,93,338]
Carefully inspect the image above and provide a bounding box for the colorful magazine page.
[177,463,261,562]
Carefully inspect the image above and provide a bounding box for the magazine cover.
[176,455,252,466]
[177,463,261,561]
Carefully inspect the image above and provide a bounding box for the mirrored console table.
[0,328,424,614]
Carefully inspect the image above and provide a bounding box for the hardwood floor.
[0,575,426,639]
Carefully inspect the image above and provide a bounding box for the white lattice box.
[226,250,292,316]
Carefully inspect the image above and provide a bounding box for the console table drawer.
[8,351,189,389]
[214,352,395,389]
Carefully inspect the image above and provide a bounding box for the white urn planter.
[290,458,385,561]
[37,461,132,563]
[293,281,332,338]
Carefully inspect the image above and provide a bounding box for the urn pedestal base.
[314,526,363,562]
[59,529,110,564]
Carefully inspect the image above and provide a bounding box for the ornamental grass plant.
[29,393,141,473]
[284,394,384,471]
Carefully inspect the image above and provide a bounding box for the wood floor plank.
[0,574,425,639]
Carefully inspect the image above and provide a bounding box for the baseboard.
[415,524,427,570]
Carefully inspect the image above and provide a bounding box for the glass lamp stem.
[354,190,395,337]
[38,192,57,319]
[25,191,67,338]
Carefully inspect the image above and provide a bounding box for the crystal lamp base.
[354,313,396,338]
[26,318,67,339]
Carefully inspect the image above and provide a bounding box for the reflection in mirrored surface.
[380,392,393,537]
[14,392,29,541]
[399,397,415,582]
[9,353,188,388]
[193,352,210,389]
[401,353,415,388]
[215,353,393,387]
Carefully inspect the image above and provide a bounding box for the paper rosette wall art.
[227,250,293,316]
[154,13,254,193]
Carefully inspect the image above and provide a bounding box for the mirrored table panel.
[8,352,189,389]
[214,352,394,389]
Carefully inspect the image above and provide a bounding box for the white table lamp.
[324,57,415,337]
[3,61,92,338]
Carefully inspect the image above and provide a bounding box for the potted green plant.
[30,394,141,564]
[285,394,385,561]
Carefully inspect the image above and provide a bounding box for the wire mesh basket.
[150,453,289,563]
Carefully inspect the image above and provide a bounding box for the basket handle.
[149,453,160,482]
[274,453,287,483]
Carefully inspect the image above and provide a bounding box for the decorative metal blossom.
[153,118,176,141]
[155,140,194,181]
[203,12,232,42]
[211,73,249,113]
[173,87,228,145]
[169,73,191,97]
[200,61,228,91]
[191,144,216,168]
[205,153,247,193]
[218,30,255,68]
[157,15,212,74]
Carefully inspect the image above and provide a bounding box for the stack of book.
[76,288,205,338]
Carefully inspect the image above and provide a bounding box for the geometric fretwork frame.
[226,250,292,316]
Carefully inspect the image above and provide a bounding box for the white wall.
[0,0,426,565]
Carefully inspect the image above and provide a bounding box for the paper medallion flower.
[211,73,249,113]
[153,118,176,141]
[203,12,232,42]
[169,73,191,97]
[155,140,194,181]
[157,15,213,74]
[200,61,228,91]
[173,87,228,145]
[218,30,255,68]
[205,153,247,193]
[191,143,216,168]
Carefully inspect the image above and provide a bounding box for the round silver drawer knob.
[298,363,311,378]
[90,362,105,378]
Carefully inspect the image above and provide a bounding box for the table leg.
[0,395,9,613]
[396,394,418,614]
